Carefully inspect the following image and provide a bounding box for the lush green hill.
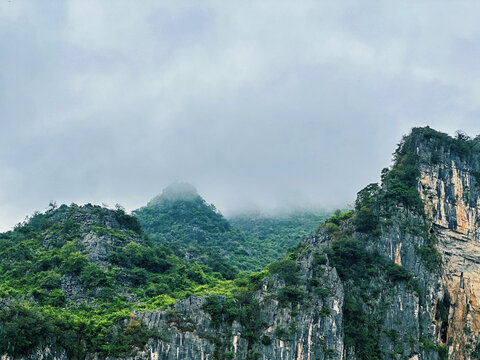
[134,183,267,271]
[0,203,237,358]
[228,209,333,264]
[134,183,333,272]
[0,185,334,357]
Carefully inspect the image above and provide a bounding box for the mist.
[1,1,480,231]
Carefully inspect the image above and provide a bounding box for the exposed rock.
[122,234,345,360]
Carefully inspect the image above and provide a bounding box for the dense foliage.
[229,210,331,267]
[0,204,238,358]
[134,190,260,272]
[381,133,423,211]
[134,185,331,272]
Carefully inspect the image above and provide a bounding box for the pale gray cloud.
[1,0,480,230]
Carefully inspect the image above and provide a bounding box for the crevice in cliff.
[435,294,451,345]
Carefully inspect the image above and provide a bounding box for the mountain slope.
[0,203,236,358]
[134,183,266,271]
[122,127,480,360]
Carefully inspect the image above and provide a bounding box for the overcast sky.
[1,1,480,231]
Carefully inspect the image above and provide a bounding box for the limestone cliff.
[131,234,345,360]
[416,130,480,359]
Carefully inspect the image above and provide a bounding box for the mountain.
[133,182,236,252]
[134,182,274,272]
[134,183,331,272]
[0,203,237,358]
[3,126,480,359]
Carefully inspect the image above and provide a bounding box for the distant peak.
[148,182,200,206]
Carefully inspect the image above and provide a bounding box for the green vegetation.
[0,185,326,359]
[268,258,300,285]
[353,184,381,234]
[135,185,331,272]
[274,326,290,340]
[230,209,331,268]
[133,190,247,274]
[202,295,237,327]
[381,133,423,211]
[415,235,442,272]
[199,271,269,359]
[419,337,448,359]
[2,128,470,359]
[420,127,480,161]
[0,204,239,358]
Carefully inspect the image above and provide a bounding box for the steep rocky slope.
[415,130,480,358]
[3,127,480,359]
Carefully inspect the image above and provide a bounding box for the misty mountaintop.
[133,182,330,271]
[147,181,200,206]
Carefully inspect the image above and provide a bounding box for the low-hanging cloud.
[1,0,480,230]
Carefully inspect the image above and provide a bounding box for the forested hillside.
[0,204,243,358]
[228,209,331,265]
[134,182,332,271]
[133,183,261,272]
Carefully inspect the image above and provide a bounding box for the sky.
[1,1,480,231]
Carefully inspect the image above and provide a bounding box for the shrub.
[319,305,330,317]
[38,271,61,290]
[353,184,380,233]
[261,335,272,345]
[415,244,442,271]
[268,259,299,285]
[79,263,109,287]
[277,286,305,307]
[202,295,223,326]
[385,263,411,282]
[313,252,327,265]
[274,326,290,340]
[202,295,237,326]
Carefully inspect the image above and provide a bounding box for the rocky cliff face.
[129,233,345,360]
[352,128,480,360]
[416,132,480,359]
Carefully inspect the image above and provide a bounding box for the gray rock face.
[349,130,480,360]
[124,234,345,360]
[0,347,68,360]
[365,207,443,360]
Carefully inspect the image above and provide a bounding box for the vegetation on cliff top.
[229,209,331,266]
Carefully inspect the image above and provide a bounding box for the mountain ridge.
[2,126,480,359]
